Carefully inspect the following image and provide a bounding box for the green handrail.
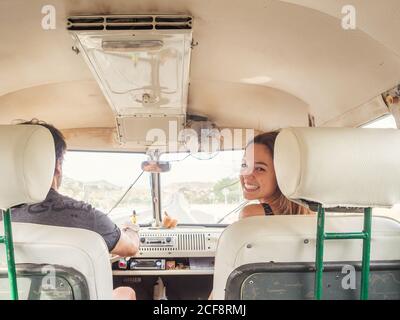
[314,205,372,300]
[360,208,372,300]
[1,208,18,300]
[314,205,325,300]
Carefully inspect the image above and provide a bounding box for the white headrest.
[274,127,400,208]
[0,125,55,209]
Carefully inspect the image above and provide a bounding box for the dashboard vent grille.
[178,233,206,251]
[67,15,192,31]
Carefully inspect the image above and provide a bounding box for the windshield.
[59,151,153,226]
[59,149,245,227]
[160,150,245,225]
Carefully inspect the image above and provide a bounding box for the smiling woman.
[239,131,313,218]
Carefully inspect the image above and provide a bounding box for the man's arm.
[111,225,140,257]
[90,206,140,256]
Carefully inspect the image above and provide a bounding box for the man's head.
[19,119,67,190]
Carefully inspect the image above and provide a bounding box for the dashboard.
[112,226,224,276]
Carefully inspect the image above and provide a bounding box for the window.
[59,151,152,225]
[361,114,400,220]
[59,150,246,226]
[362,114,397,128]
[0,266,89,300]
[160,150,245,225]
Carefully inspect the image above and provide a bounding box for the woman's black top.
[262,203,273,215]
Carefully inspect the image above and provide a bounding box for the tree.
[212,177,241,203]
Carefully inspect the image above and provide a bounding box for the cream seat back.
[0,125,112,299]
[0,223,113,299]
[213,127,400,299]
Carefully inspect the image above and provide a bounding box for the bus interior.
[1,0,400,300]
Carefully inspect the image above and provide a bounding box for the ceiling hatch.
[68,15,193,145]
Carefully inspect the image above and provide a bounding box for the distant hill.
[59,175,241,212]
[162,181,214,193]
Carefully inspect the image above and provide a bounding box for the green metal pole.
[3,208,18,300]
[360,207,372,300]
[324,232,367,240]
[315,205,325,300]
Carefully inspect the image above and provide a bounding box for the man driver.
[9,119,139,300]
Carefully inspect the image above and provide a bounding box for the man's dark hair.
[19,119,67,163]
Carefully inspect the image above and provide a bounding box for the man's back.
[7,188,121,252]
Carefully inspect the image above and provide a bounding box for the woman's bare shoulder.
[240,204,266,219]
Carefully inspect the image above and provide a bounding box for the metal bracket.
[314,205,372,300]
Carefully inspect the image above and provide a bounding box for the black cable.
[189,151,219,161]
[167,153,191,162]
[217,200,249,223]
[214,179,240,192]
[106,170,144,215]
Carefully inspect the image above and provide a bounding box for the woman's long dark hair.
[247,131,280,158]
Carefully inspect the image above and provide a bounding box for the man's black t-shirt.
[8,188,121,252]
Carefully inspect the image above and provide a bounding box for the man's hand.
[111,223,140,257]
[121,223,140,234]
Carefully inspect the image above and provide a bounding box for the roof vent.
[67,15,192,31]
[67,15,193,146]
